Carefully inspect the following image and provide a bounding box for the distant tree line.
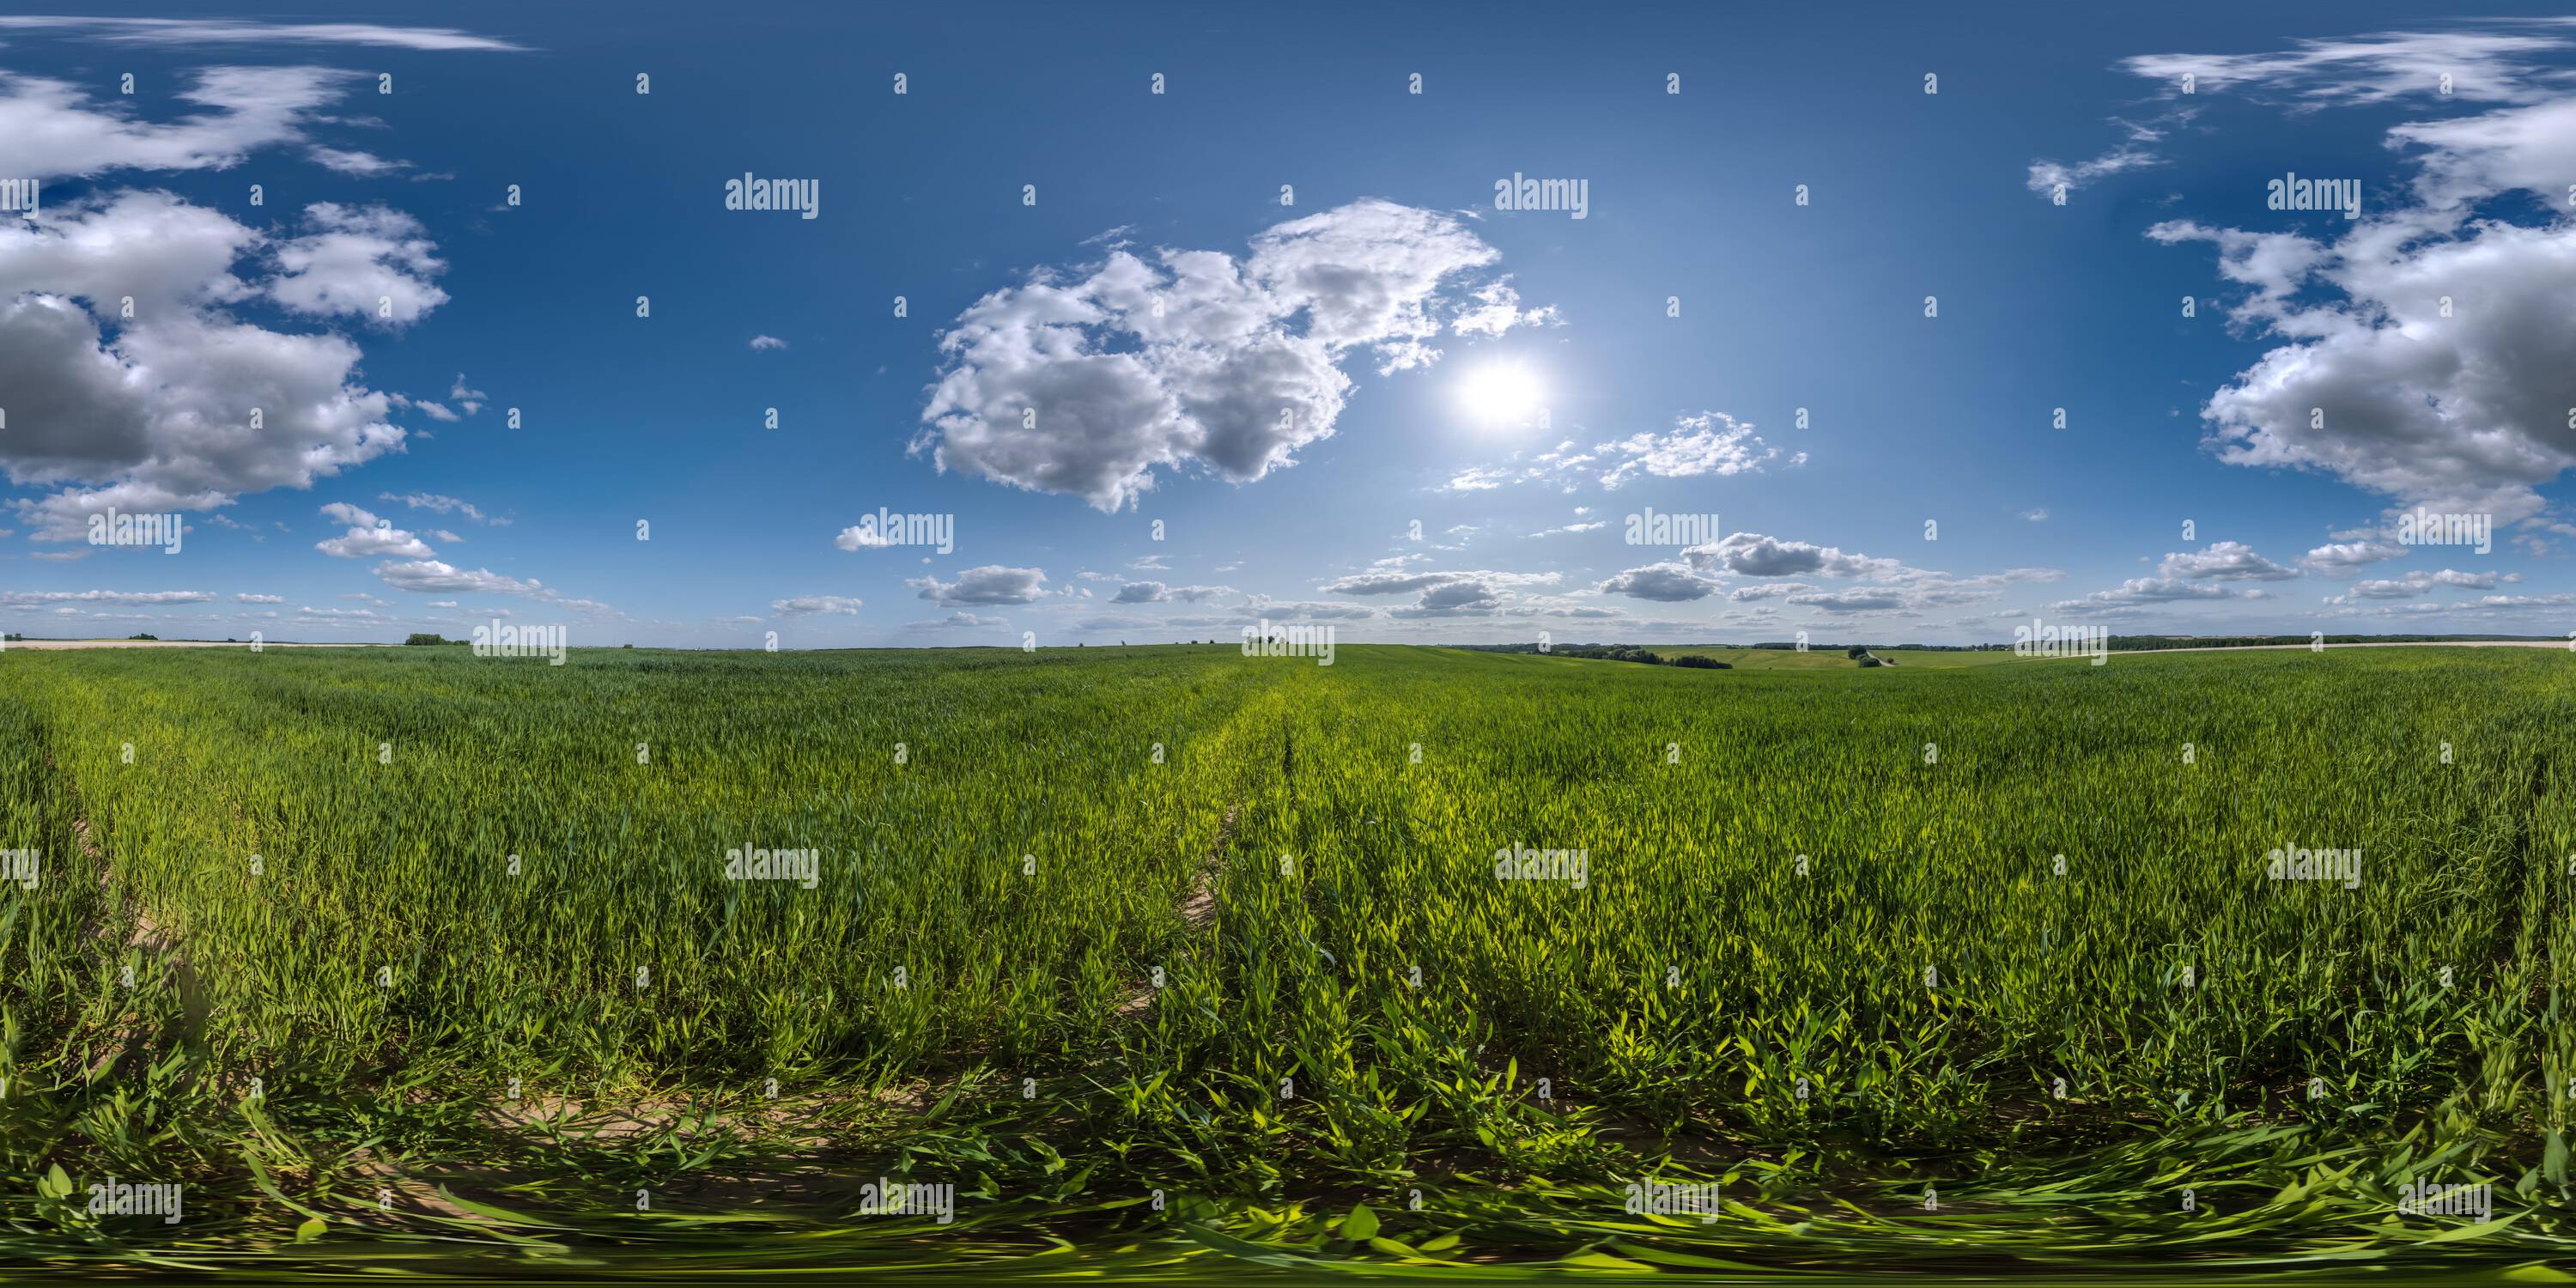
[2101,633,2563,652]
[1551,645,1729,670]
[1447,635,2558,657]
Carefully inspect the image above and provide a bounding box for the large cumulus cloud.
[0,68,452,540]
[914,199,1553,511]
[2114,27,2576,528]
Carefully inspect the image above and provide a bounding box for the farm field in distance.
[1641,647,2020,669]
[0,643,2569,1278]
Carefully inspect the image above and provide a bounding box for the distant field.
[1642,646,2022,669]
[1,644,2567,1275]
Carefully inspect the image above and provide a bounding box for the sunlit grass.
[0,644,2567,1276]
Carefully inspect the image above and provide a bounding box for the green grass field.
[1,644,2569,1278]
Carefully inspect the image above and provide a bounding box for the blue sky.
[5,2,2576,646]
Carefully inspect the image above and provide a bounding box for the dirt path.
[1119,803,1241,1017]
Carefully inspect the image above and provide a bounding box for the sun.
[1456,361,1546,427]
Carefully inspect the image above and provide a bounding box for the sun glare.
[1456,361,1546,427]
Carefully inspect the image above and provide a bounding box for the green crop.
[0,643,2567,1277]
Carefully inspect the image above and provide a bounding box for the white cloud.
[307,146,406,175]
[914,199,1551,511]
[0,66,352,183]
[1449,277,1558,338]
[234,592,283,604]
[1317,568,1559,616]
[2128,27,2576,525]
[266,203,448,325]
[0,17,532,52]
[2300,538,2406,572]
[2460,592,2576,611]
[379,491,506,525]
[2158,216,2576,524]
[1597,413,1785,489]
[0,588,211,606]
[2326,568,2507,603]
[372,560,530,595]
[1242,595,1381,621]
[1451,413,1793,494]
[1597,562,1721,602]
[771,595,862,617]
[1111,581,1235,604]
[315,527,431,558]
[1598,532,2057,617]
[910,564,1048,605]
[2154,540,2298,581]
[2118,31,2571,108]
[1,183,423,539]
[366,561,619,618]
[905,611,1009,630]
[2026,145,2161,198]
[2051,542,2298,614]
[2054,579,2259,613]
[1785,588,1909,614]
[1683,532,1898,580]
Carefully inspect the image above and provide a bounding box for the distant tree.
[129,633,159,641]
[1669,654,1730,669]
[404,633,451,646]
[1845,646,1868,659]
